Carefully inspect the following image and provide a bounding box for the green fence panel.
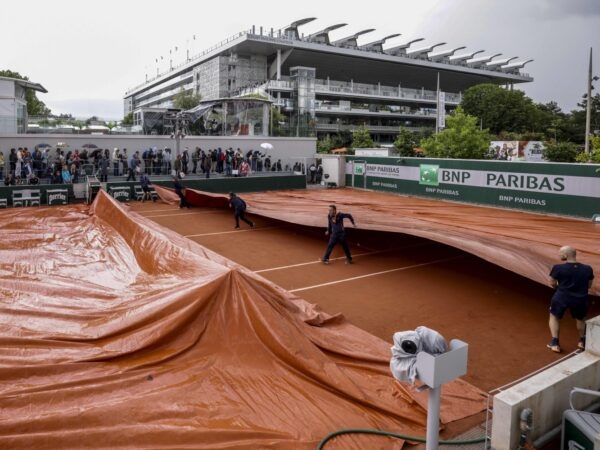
[345,156,600,219]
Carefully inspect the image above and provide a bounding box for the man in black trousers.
[321,204,356,264]
[229,192,254,229]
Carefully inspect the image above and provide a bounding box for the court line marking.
[185,226,280,238]
[255,241,442,273]
[288,255,466,293]
[143,210,223,219]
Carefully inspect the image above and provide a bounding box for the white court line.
[185,226,280,238]
[143,210,223,219]
[256,241,439,274]
[288,255,465,293]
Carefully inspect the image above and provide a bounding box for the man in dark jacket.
[229,192,254,229]
[173,174,189,209]
[321,204,356,264]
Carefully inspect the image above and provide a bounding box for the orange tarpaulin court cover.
[0,191,486,449]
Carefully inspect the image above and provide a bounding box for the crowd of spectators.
[1,144,311,185]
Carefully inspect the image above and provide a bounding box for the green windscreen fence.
[345,156,600,219]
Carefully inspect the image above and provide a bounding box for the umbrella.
[82,143,99,149]
[260,143,273,150]
[35,143,52,150]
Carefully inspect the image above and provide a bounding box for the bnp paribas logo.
[419,164,439,186]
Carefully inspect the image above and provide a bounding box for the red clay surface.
[136,187,600,393]
[2,187,597,449]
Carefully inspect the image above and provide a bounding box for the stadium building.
[123,18,533,143]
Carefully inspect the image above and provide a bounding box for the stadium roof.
[125,20,532,97]
[0,76,48,93]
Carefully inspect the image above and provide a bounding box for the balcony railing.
[315,123,423,134]
[265,77,461,104]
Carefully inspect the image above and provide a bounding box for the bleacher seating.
[0,197,7,208]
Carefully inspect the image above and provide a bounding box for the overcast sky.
[1,0,598,120]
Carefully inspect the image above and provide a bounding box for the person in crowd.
[228,192,254,229]
[239,159,250,177]
[15,147,23,179]
[32,148,42,178]
[126,151,140,181]
[140,172,155,202]
[9,148,17,175]
[202,151,212,178]
[112,148,121,176]
[182,148,189,174]
[80,148,89,165]
[316,164,323,184]
[98,154,109,182]
[173,154,183,177]
[49,168,62,184]
[0,151,5,178]
[173,174,190,209]
[192,147,200,174]
[308,162,317,183]
[321,204,356,265]
[70,162,79,184]
[142,148,152,174]
[4,172,16,186]
[156,148,164,175]
[121,149,128,175]
[547,245,594,353]
[224,150,233,176]
[61,164,72,184]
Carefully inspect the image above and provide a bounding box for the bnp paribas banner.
[346,158,600,219]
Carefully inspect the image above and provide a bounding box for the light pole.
[584,48,593,156]
[584,47,599,156]
[171,112,188,170]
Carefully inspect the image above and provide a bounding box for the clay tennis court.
[1,186,598,449]
[141,186,599,393]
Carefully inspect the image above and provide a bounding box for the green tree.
[0,69,51,116]
[575,135,600,163]
[270,106,286,136]
[420,106,491,159]
[543,141,579,162]
[393,128,417,156]
[122,112,133,126]
[172,88,201,110]
[85,116,99,125]
[461,83,538,135]
[351,125,374,148]
[535,101,569,141]
[317,135,334,153]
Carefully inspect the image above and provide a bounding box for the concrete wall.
[491,316,600,450]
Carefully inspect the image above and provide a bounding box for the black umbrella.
[35,143,52,150]
[82,143,99,149]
